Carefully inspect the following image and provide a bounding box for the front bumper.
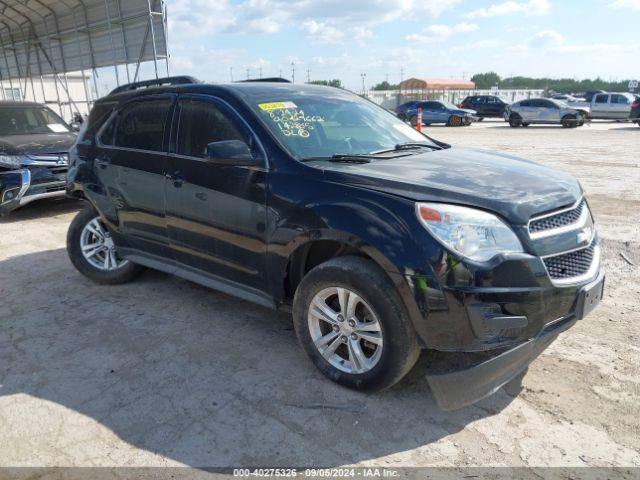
[426,270,604,410]
[0,164,67,215]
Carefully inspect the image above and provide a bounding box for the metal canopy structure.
[0,0,169,117]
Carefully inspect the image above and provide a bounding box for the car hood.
[317,147,582,225]
[456,108,477,115]
[0,132,76,155]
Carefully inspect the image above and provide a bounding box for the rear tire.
[409,115,418,126]
[67,205,144,285]
[293,256,420,391]
[508,114,522,128]
[522,123,530,127]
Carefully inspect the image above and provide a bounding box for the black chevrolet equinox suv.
[66,76,604,410]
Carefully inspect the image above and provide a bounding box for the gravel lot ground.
[0,120,638,470]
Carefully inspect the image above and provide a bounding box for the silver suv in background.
[569,92,635,120]
[504,98,588,128]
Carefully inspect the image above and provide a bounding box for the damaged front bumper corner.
[0,169,30,216]
[426,270,605,411]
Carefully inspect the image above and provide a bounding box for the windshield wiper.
[370,142,442,155]
[300,154,373,164]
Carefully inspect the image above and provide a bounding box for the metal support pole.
[33,44,48,104]
[1,44,15,98]
[161,0,170,76]
[7,33,25,99]
[103,0,120,85]
[115,0,131,83]
[63,0,94,113]
[0,49,6,99]
[133,17,151,82]
[146,0,159,78]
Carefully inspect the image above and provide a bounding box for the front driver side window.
[177,99,245,158]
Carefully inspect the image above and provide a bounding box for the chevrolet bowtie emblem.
[577,227,592,245]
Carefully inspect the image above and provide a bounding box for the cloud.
[608,0,640,10]
[406,22,479,43]
[464,0,551,19]
[168,0,462,39]
[302,20,346,44]
[302,22,374,45]
[530,29,565,46]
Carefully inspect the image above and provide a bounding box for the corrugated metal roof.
[0,0,167,80]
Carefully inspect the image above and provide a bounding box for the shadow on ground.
[0,247,522,467]
[0,198,80,224]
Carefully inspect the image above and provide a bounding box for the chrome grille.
[529,200,585,234]
[543,243,596,280]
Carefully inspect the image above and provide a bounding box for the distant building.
[399,78,476,91]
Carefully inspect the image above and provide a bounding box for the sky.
[155,0,639,91]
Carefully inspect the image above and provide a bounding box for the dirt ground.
[0,120,638,470]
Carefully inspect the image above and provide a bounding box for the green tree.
[471,72,632,93]
[308,79,343,88]
[471,72,501,89]
[372,81,399,91]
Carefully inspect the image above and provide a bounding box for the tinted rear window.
[101,98,172,151]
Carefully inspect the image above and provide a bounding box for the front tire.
[293,256,420,391]
[67,205,144,284]
[447,115,462,127]
[509,114,522,128]
[562,114,577,128]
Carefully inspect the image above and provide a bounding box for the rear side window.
[101,98,172,151]
[611,94,630,105]
[423,102,442,110]
[176,99,245,158]
[84,102,116,139]
[594,94,608,104]
[520,100,531,107]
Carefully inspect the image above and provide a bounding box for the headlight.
[416,202,523,262]
[0,155,26,168]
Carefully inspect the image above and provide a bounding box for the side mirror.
[205,140,259,166]
[70,123,81,132]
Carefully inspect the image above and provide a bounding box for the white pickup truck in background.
[567,92,636,120]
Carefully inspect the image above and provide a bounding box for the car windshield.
[249,93,436,159]
[0,106,70,136]
[441,102,459,110]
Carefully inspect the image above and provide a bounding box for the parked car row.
[395,91,639,129]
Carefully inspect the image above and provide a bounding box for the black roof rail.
[238,77,291,83]
[109,76,200,95]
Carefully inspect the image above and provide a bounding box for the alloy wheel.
[80,217,129,271]
[307,287,383,374]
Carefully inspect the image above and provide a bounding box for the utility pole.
[291,61,296,83]
[361,73,367,94]
[279,68,283,78]
[399,67,404,106]
[246,68,250,80]
[259,66,263,79]
[230,67,233,82]
[306,69,310,83]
